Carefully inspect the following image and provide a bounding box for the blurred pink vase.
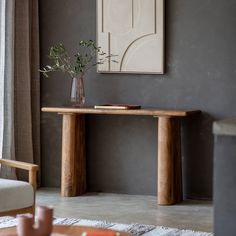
[17,206,53,236]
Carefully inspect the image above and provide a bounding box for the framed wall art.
[97,0,164,74]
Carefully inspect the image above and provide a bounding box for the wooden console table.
[42,107,200,205]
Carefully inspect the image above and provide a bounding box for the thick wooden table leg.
[61,114,86,197]
[157,117,182,205]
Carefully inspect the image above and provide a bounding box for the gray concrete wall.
[40,0,236,199]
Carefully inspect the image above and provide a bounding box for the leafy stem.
[40,40,118,79]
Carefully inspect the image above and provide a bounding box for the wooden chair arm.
[0,159,38,190]
[0,159,38,171]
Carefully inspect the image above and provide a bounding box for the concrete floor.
[36,188,213,233]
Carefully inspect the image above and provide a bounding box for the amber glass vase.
[70,76,85,107]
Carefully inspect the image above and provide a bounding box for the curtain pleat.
[0,0,40,183]
[29,0,41,183]
[0,0,6,159]
[0,0,17,179]
[14,0,40,181]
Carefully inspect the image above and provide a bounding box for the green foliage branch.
[40,40,118,78]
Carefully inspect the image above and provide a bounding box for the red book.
[82,229,120,236]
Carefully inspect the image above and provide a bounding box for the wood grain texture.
[29,169,37,191]
[42,107,200,117]
[0,225,131,236]
[42,107,199,204]
[0,206,34,217]
[0,159,38,171]
[29,169,37,215]
[157,117,182,205]
[61,114,86,197]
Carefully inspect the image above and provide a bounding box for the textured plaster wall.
[40,0,236,199]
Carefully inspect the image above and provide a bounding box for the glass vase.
[70,76,85,107]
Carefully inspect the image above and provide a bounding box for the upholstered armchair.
[0,159,38,216]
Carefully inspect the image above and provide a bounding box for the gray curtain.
[0,0,40,182]
[0,0,6,161]
[0,0,17,179]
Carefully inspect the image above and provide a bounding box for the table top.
[42,107,201,117]
[0,225,131,236]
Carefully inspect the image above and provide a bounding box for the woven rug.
[0,216,213,236]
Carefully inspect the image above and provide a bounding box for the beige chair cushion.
[0,178,34,212]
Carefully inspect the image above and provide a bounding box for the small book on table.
[94,104,141,110]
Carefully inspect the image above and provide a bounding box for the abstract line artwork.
[97,0,164,74]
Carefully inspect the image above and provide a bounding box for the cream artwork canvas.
[97,0,164,74]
